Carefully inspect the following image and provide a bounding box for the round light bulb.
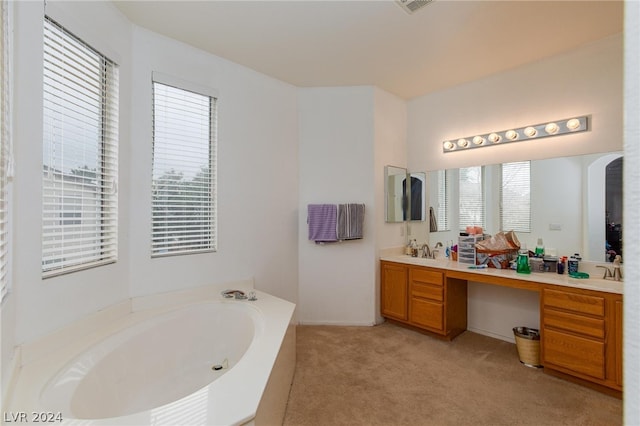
[505,130,518,140]
[472,136,485,145]
[566,118,581,130]
[457,138,469,148]
[545,122,559,134]
[443,141,454,150]
[524,127,537,137]
[488,133,501,143]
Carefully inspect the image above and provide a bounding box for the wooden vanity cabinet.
[541,286,622,393]
[381,261,408,321]
[381,261,467,340]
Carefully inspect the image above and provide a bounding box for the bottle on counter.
[535,238,545,257]
[568,253,581,275]
[557,256,566,274]
[516,245,531,274]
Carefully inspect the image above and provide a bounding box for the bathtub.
[6,283,296,425]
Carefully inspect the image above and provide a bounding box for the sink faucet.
[612,255,623,281]
[421,244,433,259]
[595,265,613,279]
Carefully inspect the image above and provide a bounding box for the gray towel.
[337,204,365,240]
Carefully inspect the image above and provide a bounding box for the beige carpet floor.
[283,323,622,426]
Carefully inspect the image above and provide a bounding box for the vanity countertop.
[380,255,623,295]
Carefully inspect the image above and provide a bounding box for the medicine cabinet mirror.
[422,151,622,262]
[384,166,426,223]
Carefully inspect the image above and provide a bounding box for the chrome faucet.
[221,289,247,299]
[595,265,613,279]
[612,255,623,281]
[421,244,433,259]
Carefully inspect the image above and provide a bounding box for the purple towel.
[308,204,338,242]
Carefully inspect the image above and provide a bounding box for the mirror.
[423,152,623,262]
[385,167,426,223]
[385,165,407,223]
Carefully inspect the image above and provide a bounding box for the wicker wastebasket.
[513,326,541,368]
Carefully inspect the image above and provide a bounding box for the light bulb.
[488,133,501,143]
[505,130,518,140]
[524,127,537,137]
[457,138,469,148]
[443,141,454,150]
[566,118,581,130]
[472,136,485,145]
[545,122,559,134]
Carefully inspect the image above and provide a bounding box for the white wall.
[128,27,299,302]
[624,0,640,421]
[373,88,407,323]
[407,34,623,342]
[297,87,376,325]
[11,0,132,345]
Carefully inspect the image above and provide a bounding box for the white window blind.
[434,169,450,231]
[501,161,531,233]
[151,81,216,257]
[459,166,485,231]
[1,0,11,299]
[42,17,119,277]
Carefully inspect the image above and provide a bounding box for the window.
[433,169,450,231]
[459,166,485,231]
[1,0,11,299]
[151,78,217,257]
[42,17,119,277]
[500,161,531,233]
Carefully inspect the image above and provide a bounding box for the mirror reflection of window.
[500,161,531,233]
[433,169,450,232]
[459,166,485,231]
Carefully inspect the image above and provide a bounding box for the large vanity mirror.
[423,151,623,262]
[385,166,426,223]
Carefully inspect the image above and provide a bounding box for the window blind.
[1,0,10,299]
[459,166,485,231]
[151,81,216,257]
[501,161,531,233]
[42,17,119,277]
[435,169,450,231]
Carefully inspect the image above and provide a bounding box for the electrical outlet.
[549,223,562,231]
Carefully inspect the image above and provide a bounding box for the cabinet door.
[381,263,408,321]
[543,328,605,380]
[410,297,444,332]
[615,300,623,387]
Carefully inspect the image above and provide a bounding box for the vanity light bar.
[442,116,589,153]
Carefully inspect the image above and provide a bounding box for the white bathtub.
[6,284,296,425]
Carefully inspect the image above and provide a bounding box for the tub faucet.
[221,289,247,299]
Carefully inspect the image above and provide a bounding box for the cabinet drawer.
[410,297,444,332]
[411,282,443,302]
[543,288,605,317]
[410,268,443,286]
[543,329,605,380]
[543,309,605,339]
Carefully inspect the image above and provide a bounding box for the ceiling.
[113,0,623,100]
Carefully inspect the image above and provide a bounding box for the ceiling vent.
[395,0,434,14]
[396,0,433,14]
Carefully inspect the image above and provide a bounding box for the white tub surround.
[6,281,296,426]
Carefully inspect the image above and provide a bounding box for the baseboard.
[467,326,516,344]
[297,320,376,327]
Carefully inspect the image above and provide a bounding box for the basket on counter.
[513,326,542,368]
